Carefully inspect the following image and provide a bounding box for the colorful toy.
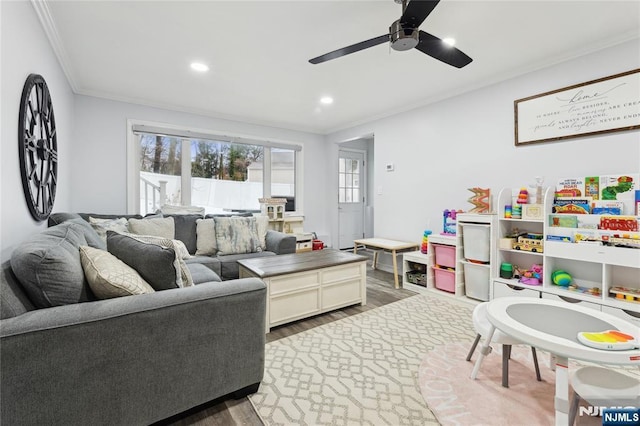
[467,188,491,213]
[519,263,542,285]
[420,230,432,254]
[504,204,512,218]
[442,209,462,235]
[577,330,639,351]
[552,270,572,286]
[513,235,543,252]
[512,204,522,219]
[610,286,640,302]
[516,187,529,204]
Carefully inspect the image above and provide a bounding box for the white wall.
[1,1,75,261]
[71,95,329,235]
[327,39,640,266]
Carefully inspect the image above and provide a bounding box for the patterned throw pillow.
[117,232,193,287]
[195,218,217,256]
[79,246,155,299]
[128,217,175,240]
[214,217,262,255]
[89,217,129,243]
[255,215,269,250]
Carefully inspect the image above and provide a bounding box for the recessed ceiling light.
[320,96,334,105]
[442,38,456,47]
[190,62,209,72]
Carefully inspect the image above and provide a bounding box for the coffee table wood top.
[237,249,367,278]
[353,238,418,251]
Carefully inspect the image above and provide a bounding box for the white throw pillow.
[160,204,205,216]
[195,218,217,256]
[255,215,269,250]
[79,246,155,299]
[89,217,129,243]
[128,217,175,240]
[214,217,262,255]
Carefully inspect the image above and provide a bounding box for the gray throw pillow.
[68,218,106,250]
[106,231,180,291]
[166,214,201,254]
[10,222,94,308]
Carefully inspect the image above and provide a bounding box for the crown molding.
[31,0,79,92]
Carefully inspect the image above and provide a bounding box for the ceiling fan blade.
[309,34,389,64]
[400,0,440,28]
[415,31,472,68]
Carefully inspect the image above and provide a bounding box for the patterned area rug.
[249,291,477,426]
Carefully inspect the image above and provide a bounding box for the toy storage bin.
[433,267,455,293]
[433,244,456,269]
[463,262,490,301]
[461,223,491,263]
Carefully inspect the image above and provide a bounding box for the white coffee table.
[470,297,640,426]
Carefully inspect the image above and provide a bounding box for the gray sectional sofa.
[48,212,297,280]
[0,211,296,425]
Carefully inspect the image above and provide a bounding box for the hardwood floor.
[159,263,417,426]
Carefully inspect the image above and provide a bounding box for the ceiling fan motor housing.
[389,19,419,51]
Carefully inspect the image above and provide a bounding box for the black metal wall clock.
[18,73,58,221]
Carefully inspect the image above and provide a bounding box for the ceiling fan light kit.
[309,0,472,69]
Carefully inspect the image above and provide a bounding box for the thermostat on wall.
[386,163,394,172]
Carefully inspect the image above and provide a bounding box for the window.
[131,124,301,215]
[338,157,360,203]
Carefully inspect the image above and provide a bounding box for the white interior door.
[338,150,365,249]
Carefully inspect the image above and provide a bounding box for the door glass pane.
[351,159,359,173]
[339,173,345,187]
[345,189,352,203]
[339,158,345,173]
[353,188,359,201]
[139,134,182,214]
[339,188,346,203]
[345,174,352,189]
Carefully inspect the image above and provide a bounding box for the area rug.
[418,343,605,426]
[249,292,478,426]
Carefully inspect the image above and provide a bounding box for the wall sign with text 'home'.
[514,69,640,145]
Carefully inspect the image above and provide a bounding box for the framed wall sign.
[514,69,640,146]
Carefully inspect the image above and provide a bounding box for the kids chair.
[568,366,640,425]
[466,302,542,387]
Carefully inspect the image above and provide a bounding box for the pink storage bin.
[433,267,455,293]
[433,244,456,269]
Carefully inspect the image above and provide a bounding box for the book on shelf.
[552,197,592,214]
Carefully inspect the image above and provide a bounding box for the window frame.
[126,119,303,215]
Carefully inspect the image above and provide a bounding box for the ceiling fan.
[309,0,472,68]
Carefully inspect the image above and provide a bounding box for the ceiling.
[41,0,640,135]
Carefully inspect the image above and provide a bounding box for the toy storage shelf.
[492,185,640,319]
[456,213,497,302]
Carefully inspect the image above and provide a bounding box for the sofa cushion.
[107,231,183,291]
[128,217,175,240]
[214,217,262,256]
[1,262,35,319]
[186,263,222,284]
[195,218,217,256]
[10,222,94,308]
[218,251,276,280]
[90,217,129,243]
[184,256,221,277]
[79,246,155,299]
[67,218,106,250]
[166,214,201,255]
